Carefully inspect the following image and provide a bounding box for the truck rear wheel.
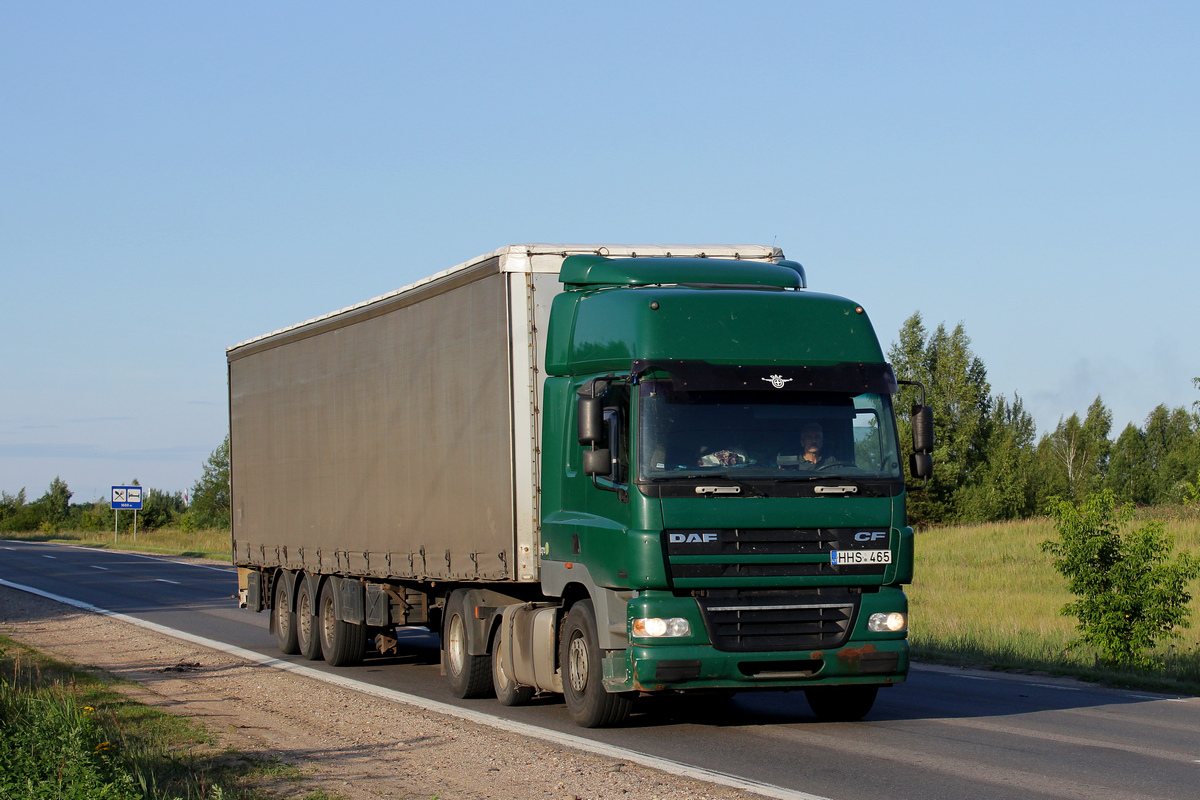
[319,581,366,667]
[295,579,323,661]
[804,685,878,721]
[272,577,300,655]
[560,600,632,728]
[492,619,534,706]
[443,591,492,698]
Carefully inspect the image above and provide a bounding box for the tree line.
[0,436,231,534]
[892,312,1200,525]
[2,312,1198,532]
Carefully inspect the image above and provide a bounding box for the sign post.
[110,486,143,542]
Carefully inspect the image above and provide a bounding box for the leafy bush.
[1042,491,1200,669]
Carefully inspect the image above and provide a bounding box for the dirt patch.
[0,584,758,800]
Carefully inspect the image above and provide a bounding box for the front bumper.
[604,586,910,692]
[605,638,909,692]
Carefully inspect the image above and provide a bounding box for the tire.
[442,591,492,698]
[492,618,534,706]
[295,578,323,662]
[319,580,366,667]
[272,577,300,655]
[560,600,633,728]
[804,685,878,721]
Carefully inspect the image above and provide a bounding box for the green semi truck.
[230,243,932,727]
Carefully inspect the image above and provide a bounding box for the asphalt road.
[2,539,1197,800]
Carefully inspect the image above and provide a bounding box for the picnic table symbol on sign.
[111,486,143,510]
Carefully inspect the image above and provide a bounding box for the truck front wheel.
[319,581,366,667]
[443,591,492,698]
[804,685,879,721]
[295,579,323,661]
[272,577,300,655]
[560,600,632,727]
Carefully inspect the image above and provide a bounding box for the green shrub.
[1042,491,1200,669]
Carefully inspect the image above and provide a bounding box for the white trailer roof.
[228,243,784,354]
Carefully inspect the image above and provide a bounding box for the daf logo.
[762,374,793,389]
[669,533,719,544]
[854,531,888,542]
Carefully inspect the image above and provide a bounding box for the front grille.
[664,528,889,581]
[671,563,883,579]
[695,588,859,652]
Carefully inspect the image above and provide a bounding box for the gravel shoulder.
[0,583,760,800]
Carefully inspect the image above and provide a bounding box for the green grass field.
[909,508,1200,692]
[0,527,231,561]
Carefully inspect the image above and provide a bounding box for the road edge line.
[0,577,830,800]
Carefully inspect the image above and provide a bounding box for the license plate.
[830,549,892,565]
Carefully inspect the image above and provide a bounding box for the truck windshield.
[637,379,902,483]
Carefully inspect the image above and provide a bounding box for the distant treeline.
[892,312,1200,525]
[0,437,230,534]
[2,313,1198,533]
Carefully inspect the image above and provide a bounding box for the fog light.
[632,617,690,637]
[868,612,906,633]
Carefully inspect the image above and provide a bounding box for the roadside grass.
[0,527,231,561]
[0,635,296,799]
[909,509,1200,694]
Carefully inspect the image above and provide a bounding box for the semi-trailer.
[229,243,933,727]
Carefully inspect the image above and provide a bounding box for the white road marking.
[91,566,109,570]
[42,555,56,559]
[155,579,180,584]
[0,577,830,800]
[0,539,234,573]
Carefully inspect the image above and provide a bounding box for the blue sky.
[2,2,1198,501]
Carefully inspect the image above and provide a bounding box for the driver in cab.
[778,422,837,469]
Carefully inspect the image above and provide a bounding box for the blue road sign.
[111,485,143,510]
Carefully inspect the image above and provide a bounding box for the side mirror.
[912,405,934,455]
[582,448,612,477]
[578,396,604,445]
[910,452,933,480]
[896,378,935,487]
[909,404,934,481]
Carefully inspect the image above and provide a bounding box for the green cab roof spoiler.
[559,254,806,290]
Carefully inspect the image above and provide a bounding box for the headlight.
[868,612,906,633]
[632,617,690,637]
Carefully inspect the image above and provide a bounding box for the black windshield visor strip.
[630,359,898,394]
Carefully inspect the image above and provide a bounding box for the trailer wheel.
[319,581,366,667]
[272,577,300,655]
[560,600,632,727]
[492,619,534,706]
[443,591,492,698]
[295,579,323,661]
[804,685,878,721]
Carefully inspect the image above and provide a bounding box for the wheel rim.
[493,630,510,689]
[568,632,589,693]
[277,594,291,638]
[298,590,311,643]
[447,614,465,676]
[321,594,336,647]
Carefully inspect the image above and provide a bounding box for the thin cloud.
[0,443,206,462]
